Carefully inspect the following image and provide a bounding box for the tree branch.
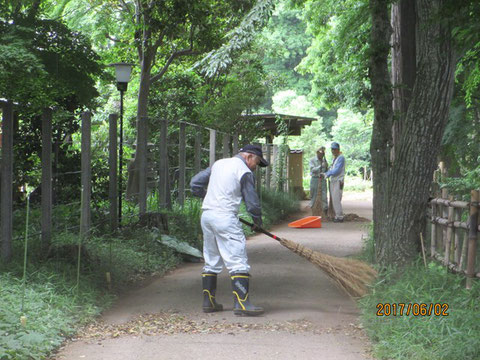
[150,48,197,83]
[150,25,197,83]
[105,34,129,45]
[134,0,143,61]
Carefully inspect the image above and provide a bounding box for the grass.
[358,260,480,360]
[0,264,113,360]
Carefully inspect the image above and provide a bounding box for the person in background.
[190,144,269,316]
[309,147,328,213]
[321,142,345,222]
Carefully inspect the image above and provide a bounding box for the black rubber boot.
[202,273,223,313]
[231,273,264,316]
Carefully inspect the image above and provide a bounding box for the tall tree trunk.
[372,0,456,266]
[391,0,416,152]
[127,54,153,199]
[369,0,393,263]
[136,55,153,141]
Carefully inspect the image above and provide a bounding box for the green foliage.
[446,0,480,107]
[256,0,313,110]
[296,0,371,110]
[0,3,101,205]
[441,167,480,197]
[194,0,275,77]
[330,109,372,176]
[195,50,269,135]
[287,116,328,160]
[440,98,480,196]
[272,90,318,118]
[0,13,101,109]
[359,261,480,360]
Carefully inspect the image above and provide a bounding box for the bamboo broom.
[240,218,377,298]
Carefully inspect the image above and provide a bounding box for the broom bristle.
[278,237,377,298]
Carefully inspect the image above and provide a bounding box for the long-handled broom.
[240,218,377,298]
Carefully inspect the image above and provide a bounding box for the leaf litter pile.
[76,312,366,341]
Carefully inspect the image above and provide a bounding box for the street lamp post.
[110,62,134,226]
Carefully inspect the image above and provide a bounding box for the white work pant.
[329,179,344,220]
[201,210,250,274]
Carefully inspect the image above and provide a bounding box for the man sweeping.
[190,144,269,316]
[322,142,345,223]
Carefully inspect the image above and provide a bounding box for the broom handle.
[239,218,281,241]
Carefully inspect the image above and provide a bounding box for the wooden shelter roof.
[241,113,316,137]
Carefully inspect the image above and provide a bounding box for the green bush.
[359,261,480,360]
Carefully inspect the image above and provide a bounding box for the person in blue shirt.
[321,142,345,222]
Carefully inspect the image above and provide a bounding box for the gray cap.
[331,142,340,149]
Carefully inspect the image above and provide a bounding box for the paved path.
[54,193,373,360]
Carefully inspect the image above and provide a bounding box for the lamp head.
[109,62,135,91]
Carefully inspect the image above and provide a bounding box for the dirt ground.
[54,192,374,360]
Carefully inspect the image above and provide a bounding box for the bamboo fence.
[429,189,480,289]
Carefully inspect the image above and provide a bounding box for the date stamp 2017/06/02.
[376,303,449,317]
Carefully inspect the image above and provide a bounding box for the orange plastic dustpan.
[288,216,322,228]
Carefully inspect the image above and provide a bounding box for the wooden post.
[439,163,448,251]
[444,196,454,266]
[466,190,479,289]
[460,230,468,270]
[284,145,290,192]
[441,187,448,251]
[431,195,437,257]
[138,116,148,215]
[209,129,216,167]
[254,142,262,196]
[159,119,168,207]
[272,145,278,190]
[232,134,239,154]
[108,114,118,231]
[266,144,271,190]
[194,131,202,174]
[435,186,443,256]
[41,108,53,252]
[178,122,186,206]
[277,145,285,192]
[453,197,462,265]
[1,101,13,262]
[165,155,172,209]
[80,112,92,239]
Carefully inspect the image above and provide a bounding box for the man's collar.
[235,154,248,165]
